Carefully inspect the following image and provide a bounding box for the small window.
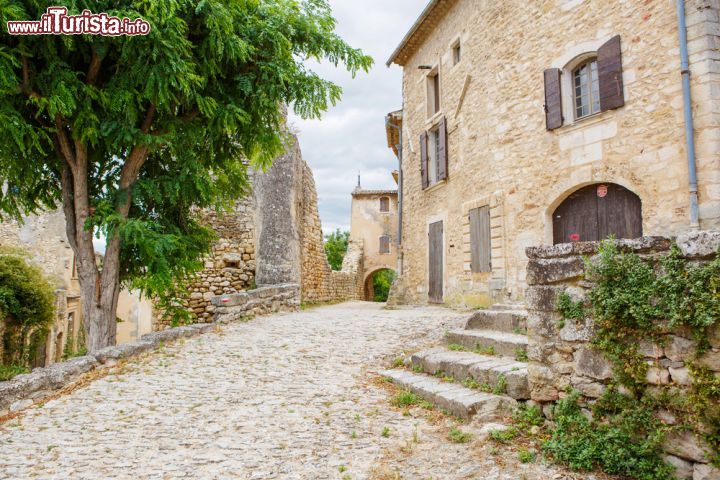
[452,42,461,65]
[573,59,600,119]
[379,197,390,213]
[379,235,391,254]
[427,70,440,117]
[427,127,441,184]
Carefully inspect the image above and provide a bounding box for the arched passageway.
[552,183,642,244]
[364,269,397,302]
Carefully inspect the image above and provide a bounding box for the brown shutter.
[437,116,448,181]
[469,206,491,273]
[543,68,563,130]
[420,132,429,189]
[598,35,624,111]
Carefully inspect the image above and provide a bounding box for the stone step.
[409,348,529,400]
[490,303,526,311]
[380,369,517,421]
[465,309,527,334]
[445,329,528,358]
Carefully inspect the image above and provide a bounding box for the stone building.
[385,0,720,307]
[350,183,398,300]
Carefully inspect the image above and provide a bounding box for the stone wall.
[211,284,300,323]
[254,135,363,304]
[299,161,363,303]
[170,197,256,328]
[390,0,720,308]
[525,231,720,474]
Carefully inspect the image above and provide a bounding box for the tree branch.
[54,115,77,171]
[59,165,79,253]
[20,56,41,100]
[86,50,102,86]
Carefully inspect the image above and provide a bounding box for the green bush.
[0,248,56,369]
[543,390,674,480]
[372,269,396,302]
[324,229,349,271]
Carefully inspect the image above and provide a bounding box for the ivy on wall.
[553,240,720,474]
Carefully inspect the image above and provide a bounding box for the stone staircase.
[382,303,529,422]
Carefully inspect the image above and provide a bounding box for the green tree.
[0,247,56,369]
[324,229,349,270]
[372,269,395,302]
[0,1,372,351]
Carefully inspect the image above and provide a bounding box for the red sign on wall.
[597,185,608,198]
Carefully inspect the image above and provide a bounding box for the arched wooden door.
[553,183,642,244]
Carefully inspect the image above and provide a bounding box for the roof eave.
[385,0,440,67]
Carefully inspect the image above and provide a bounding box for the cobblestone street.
[0,303,578,480]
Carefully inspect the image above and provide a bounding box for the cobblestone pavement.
[0,302,583,480]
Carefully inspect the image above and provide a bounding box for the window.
[469,206,491,273]
[427,70,440,117]
[452,41,461,65]
[420,117,447,189]
[379,235,391,254]
[573,59,600,119]
[379,196,390,213]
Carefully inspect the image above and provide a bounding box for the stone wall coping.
[526,235,682,260]
[210,283,300,307]
[526,231,719,260]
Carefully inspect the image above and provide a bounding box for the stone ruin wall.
[155,133,363,330]
[524,231,720,475]
[298,160,363,303]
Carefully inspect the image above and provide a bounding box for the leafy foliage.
[0,248,56,367]
[553,239,720,472]
[372,269,396,302]
[544,389,675,480]
[324,229,349,271]
[0,0,372,343]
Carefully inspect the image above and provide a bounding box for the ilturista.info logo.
[6,7,150,36]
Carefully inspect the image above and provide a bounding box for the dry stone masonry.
[525,231,720,477]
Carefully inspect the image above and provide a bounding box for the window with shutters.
[573,59,600,119]
[543,36,624,130]
[420,116,448,189]
[379,196,390,213]
[469,206,491,273]
[427,70,440,117]
[379,235,391,254]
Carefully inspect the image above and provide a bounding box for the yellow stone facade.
[388,0,720,307]
[350,188,398,298]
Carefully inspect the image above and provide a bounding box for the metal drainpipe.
[385,117,404,275]
[677,0,701,229]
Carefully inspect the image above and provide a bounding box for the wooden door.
[428,221,443,303]
[553,183,642,244]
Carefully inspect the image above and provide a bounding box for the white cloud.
[289,0,422,234]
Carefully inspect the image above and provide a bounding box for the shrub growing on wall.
[550,240,720,475]
[0,248,56,370]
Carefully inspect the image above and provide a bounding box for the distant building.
[350,180,398,300]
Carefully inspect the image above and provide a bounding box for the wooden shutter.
[469,206,491,273]
[437,116,448,181]
[420,132,429,189]
[379,235,390,254]
[598,35,624,111]
[543,68,563,130]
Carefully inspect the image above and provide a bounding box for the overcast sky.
[288,0,422,234]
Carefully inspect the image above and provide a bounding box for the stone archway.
[552,183,642,244]
[363,268,396,302]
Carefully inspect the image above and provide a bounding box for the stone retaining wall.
[211,284,300,323]
[525,231,720,476]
